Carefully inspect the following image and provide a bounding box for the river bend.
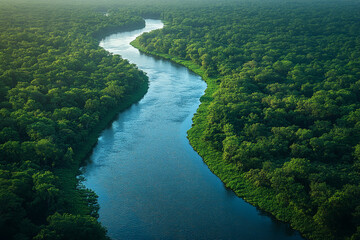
[83,19,304,240]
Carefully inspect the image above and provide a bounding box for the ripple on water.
[83,19,304,240]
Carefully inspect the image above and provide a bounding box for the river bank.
[76,18,303,239]
[82,19,304,239]
[55,80,149,215]
[130,37,319,240]
[55,21,150,217]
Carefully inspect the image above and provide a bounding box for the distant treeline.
[136,1,360,240]
[0,3,149,240]
[2,0,360,239]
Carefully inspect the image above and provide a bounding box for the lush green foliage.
[136,1,360,239]
[0,2,148,239]
[3,0,360,239]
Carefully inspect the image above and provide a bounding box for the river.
[82,19,304,240]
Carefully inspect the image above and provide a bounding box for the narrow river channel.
[82,19,304,240]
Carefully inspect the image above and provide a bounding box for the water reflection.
[83,19,304,240]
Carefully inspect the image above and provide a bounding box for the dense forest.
[2,0,360,239]
[0,2,150,239]
[134,1,360,240]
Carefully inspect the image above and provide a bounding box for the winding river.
[83,19,304,240]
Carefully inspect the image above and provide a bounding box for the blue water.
[82,19,304,240]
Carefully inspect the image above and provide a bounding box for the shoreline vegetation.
[131,2,360,238]
[55,79,149,215]
[131,38,315,239]
[0,3,152,238]
[2,1,360,240]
